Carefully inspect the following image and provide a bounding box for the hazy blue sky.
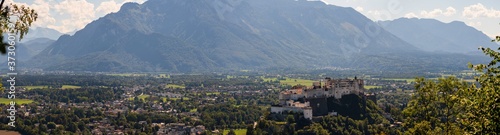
[323,0,500,37]
[10,0,500,38]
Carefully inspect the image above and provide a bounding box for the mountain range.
[378,18,497,54]
[24,0,491,72]
[22,27,64,42]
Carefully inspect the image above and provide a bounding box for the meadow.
[22,85,81,90]
[23,85,48,90]
[279,78,316,87]
[129,94,150,101]
[364,85,382,89]
[222,129,247,135]
[165,84,186,89]
[382,78,416,83]
[162,97,190,102]
[0,98,34,104]
[62,85,81,89]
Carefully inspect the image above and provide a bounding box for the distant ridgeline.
[271,77,377,120]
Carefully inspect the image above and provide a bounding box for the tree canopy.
[404,30,500,134]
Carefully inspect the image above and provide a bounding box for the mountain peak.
[120,2,141,11]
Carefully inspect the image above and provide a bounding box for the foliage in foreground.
[0,1,38,53]
[403,34,500,134]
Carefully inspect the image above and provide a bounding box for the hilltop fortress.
[271,77,366,119]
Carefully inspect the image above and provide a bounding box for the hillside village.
[0,74,420,135]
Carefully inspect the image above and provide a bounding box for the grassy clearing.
[396,88,403,92]
[0,98,34,104]
[261,77,278,82]
[275,121,287,125]
[463,79,476,82]
[364,85,382,89]
[190,108,197,112]
[280,78,316,87]
[163,97,190,101]
[23,85,48,90]
[129,94,150,101]
[62,85,81,89]
[166,84,185,89]
[382,78,416,83]
[223,129,247,135]
[138,95,149,100]
[206,92,221,95]
[23,85,81,90]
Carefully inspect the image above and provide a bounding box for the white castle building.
[271,77,365,119]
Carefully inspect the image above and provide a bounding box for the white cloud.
[420,7,456,18]
[96,0,147,15]
[6,0,147,33]
[444,7,457,16]
[5,0,56,30]
[463,3,500,19]
[52,0,96,33]
[125,0,147,4]
[96,1,121,14]
[404,12,418,18]
[483,32,500,39]
[466,21,482,27]
[366,10,394,21]
[355,6,364,12]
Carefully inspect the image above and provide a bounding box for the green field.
[23,86,48,90]
[129,94,150,101]
[382,78,416,83]
[166,84,185,89]
[396,88,403,92]
[261,77,278,82]
[0,98,34,104]
[189,108,197,112]
[463,79,476,82]
[22,85,81,90]
[206,92,221,95]
[364,85,382,89]
[223,129,247,135]
[280,78,316,87]
[275,121,287,125]
[163,97,190,102]
[62,85,81,89]
[138,95,149,100]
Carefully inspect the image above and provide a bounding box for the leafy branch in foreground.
[0,0,38,54]
[404,26,500,135]
[403,77,466,135]
[460,33,500,134]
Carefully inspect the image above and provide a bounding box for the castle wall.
[304,89,325,98]
[306,97,329,116]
